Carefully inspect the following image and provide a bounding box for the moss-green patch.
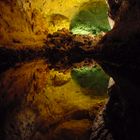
[70,0,110,35]
[71,66,109,96]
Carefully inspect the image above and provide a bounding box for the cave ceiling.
[0,0,110,45]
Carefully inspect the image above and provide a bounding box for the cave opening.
[0,0,111,140]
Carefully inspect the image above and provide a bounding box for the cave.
[0,0,140,140]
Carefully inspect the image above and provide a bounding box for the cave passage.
[0,0,113,140]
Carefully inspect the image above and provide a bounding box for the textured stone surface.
[0,59,106,140]
[70,0,110,34]
[90,0,140,139]
[1,0,140,140]
[0,0,109,45]
[53,119,92,140]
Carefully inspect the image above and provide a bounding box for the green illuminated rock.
[70,0,110,35]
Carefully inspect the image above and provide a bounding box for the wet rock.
[90,0,140,139]
[0,59,106,140]
[53,119,92,140]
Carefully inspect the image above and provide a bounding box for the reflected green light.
[71,66,109,96]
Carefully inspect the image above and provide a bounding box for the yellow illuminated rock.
[1,60,106,140]
[0,1,109,139]
[0,0,108,45]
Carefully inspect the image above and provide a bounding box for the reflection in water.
[0,60,107,140]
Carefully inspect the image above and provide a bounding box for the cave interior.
[0,0,140,140]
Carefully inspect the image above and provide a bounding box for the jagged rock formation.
[0,29,108,140]
[90,0,140,139]
[0,58,106,140]
[0,0,140,140]
[0,0,109,45]
[70,0,110,34]
[0,29,100,73]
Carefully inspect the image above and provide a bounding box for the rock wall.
[0,29,109,140]
[0,0,109,45]
[70,0,110,34]
[2,0,140,139]
[0,59,106,140]
[90,0,140,139]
